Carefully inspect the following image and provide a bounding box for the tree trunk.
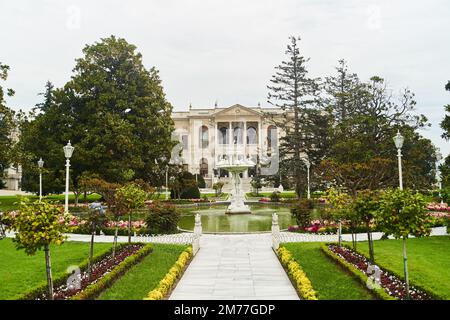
[44,244,54,300]
[88,230,95,281]
[338,221,342,247]
[127,214,132,244]
[112,225,119,259]
[84,191,87,204]
[367,223,375,263]
[403,237,410,300]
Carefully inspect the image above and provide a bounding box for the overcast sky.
[1,0,449,157]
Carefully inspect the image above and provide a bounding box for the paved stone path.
[169,234,299,300]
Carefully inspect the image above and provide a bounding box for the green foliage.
[144,203,180,234]
[291,199,314,228]
[170,171,199,199]
[377,189,431,239]
[115,183,147,215]
[440,80,450,140]
[212,181,224,196]
[6,200,69,255]
[18,36,175,196]
[270,191,281,202]
[0,62,16,186]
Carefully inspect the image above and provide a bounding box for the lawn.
[97,243,188,300]
[282,242,375,300]
[0,238,112,299]
[356,236,450,299]
[0,194,102,211]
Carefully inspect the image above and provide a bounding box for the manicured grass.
[0,194,102,211]
[97,243,188,300]
[357,236,450,299]
[0,238,112,299]
[282,242,375,300]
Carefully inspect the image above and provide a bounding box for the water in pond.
[178,205,295,233]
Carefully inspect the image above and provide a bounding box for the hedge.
[145,246,193,300]
[16,243,129,300]
[72,243,153,300]
[276,246,318,300]
[320,244,395,300]
[337,243,444,300]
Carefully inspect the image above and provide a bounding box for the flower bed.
[276,246,318,300]
[324,244,433,300]
[427,202,449,213]
[145,246,193,300]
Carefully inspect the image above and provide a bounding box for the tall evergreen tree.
[440,80,450,188]
[266,36,329,197]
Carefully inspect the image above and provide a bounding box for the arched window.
[200,158,208,177]
[233,126,243,144]
[267,125,277,149]
[218,126,229,144]
[247,126,257,144]
[199,125,209,148]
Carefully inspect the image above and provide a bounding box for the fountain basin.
[178,205,294,233]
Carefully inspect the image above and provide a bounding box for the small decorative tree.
[291,199,314,229]
[377,189,430,300]
[325,188,352,247]
[212,181,224,197]
[115,183,148,243]
[353,190,380,263]
[6,200,69,300]
[85,202,107,279]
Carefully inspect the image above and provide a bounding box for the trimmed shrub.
[270,191,281,202]
[72,244,153,300]
[145,246,193,300]
[277,246,318,300]
[144,203,180,234]
[180,186,200,199]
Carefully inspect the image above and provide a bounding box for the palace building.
[172,104,283,188]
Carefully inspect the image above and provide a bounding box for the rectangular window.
[182,135,188,150]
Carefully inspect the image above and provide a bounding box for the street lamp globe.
[393,131,404,150]
[63,141,75,159]
[38,158,44,168]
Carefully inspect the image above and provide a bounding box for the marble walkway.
[169,234,299,300]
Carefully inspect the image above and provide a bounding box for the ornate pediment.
[212,104,262,118]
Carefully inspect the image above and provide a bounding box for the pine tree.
[266,36,327,197]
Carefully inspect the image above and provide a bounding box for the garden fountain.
[216,153,255,214]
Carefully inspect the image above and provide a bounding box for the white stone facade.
[172,104,283,188]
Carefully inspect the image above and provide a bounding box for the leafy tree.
[170,171,199,199]
[18,36,175,202]
[353,190,380,262]
[291,199,314,229]
[144,203,180,234]
[0,62,15,188]
[4,200,69,299]
[441,81,450,140]
[266,36,330,197]
[377,189,430,299]
[212,181,224,196]
[115,183,147,243]
[320,61,437,192]
[325,188,352,246]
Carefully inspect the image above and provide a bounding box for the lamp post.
[301,154,311,199]
[436,150,443,203]
[63,141,74,213]
[165,165,169,200]
[38,158,44,201]
[393,131,404,190]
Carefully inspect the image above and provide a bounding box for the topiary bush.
[270,191,281,202]
[180,186,200,199]
[144,203,180,234]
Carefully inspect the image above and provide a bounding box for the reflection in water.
[179,205,294,233]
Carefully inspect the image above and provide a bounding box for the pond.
[178,204,295,233]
